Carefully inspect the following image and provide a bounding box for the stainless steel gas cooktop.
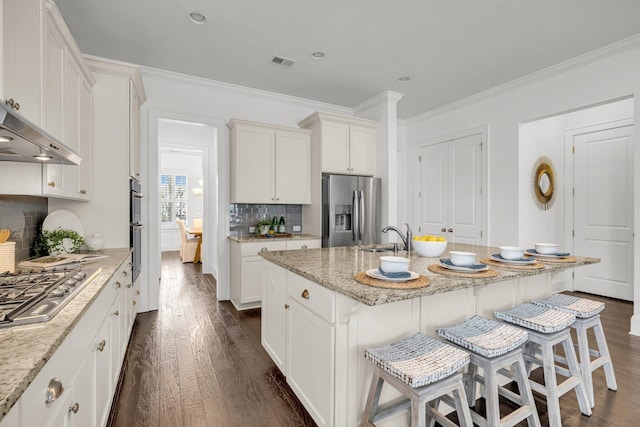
[0,264,101,327]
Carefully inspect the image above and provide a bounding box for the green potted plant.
[255,220,272,236]
[33,228,85,257]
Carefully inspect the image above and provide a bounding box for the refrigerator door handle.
[359,190,364,240]
[352,190,358,242]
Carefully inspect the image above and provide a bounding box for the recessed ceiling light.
[397,76,411,83]
[0,136,13,143]
[33,153,53,161]
[311,51,326,60]
[187,11,207,25]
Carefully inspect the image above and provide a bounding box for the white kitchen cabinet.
[298,111,377,176]
[230,238,321,311]
[0,0,94,200]
[286,274,335,427]
[262,263,288,372]
[228,119,311,204]
[1,256,135,427]
[129,80,142,180]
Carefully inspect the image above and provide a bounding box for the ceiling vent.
[271,55,297,68]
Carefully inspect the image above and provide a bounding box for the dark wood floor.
[110,252,640,426]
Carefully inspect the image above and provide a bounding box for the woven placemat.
[428,264,499,278]
[531,256,577,263]
[354,271,430,289]
[480,258,546,270]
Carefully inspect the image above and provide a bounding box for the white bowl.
[379,256,410,273]
[534,243,559,255]
[449,251,476,267]
[499,246,525,260]
[413,240,447,257]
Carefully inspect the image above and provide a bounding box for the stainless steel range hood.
[0,102,81,165]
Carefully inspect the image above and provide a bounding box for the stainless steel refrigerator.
[322,174,381,247]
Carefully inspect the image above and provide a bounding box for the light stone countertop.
[259,243,600,306]
[0,248,131,422]
[228,233,321,242]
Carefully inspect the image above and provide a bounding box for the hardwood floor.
[110,252,640,426]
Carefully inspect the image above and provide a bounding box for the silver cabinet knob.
[48,181,56,188]
[122,270,128,276]
[97,340,106,352]
[69,402,79,414]
[113,310,120,316]
[441,228,447,232]
[45,378,64,403]
[114,281,121,289]
[79,189,86,194]
[260,247,268,252]
[301,244,308,249]
[132,300,137,306]
[447,228,453,233]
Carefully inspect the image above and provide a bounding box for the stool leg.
[514,357,541,427]
[561,337,592,417]
[541,340,563,427]
[574,323,595,407]
[363,367,384,426]
[483,364,501,426]
[410,393,425,427]
[593,320,618,392]
[464,364,478,407]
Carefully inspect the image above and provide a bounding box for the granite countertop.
[0,248,131,421]
[228,233,321,242]
[259,243,600,306]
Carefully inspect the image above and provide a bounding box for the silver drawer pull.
[45,378,64,403]
[301,289,310,299]
[113,310,120,316]
[122,270,128,276]
[301,244,308,249]
[260,247,268,252]
[114,281,121,289]
[97,340,106,352]
[69,402,79,414]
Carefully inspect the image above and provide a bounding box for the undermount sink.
[360,247,395,253]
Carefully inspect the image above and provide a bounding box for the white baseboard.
[630,314,640,337]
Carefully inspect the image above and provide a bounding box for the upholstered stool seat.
[495,303,592,427]
[534,293,617,407]
[437,315,540,427]
[363,333,473,426]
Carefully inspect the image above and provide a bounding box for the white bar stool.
[363,333,474,427]
[494,303,592,427]
[534,293,617,407]
[437,315,541,427]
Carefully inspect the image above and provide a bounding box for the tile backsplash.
[229,204,302,236]
[0,196,48,261]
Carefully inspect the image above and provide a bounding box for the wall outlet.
[249,226,255,233]
[293,225,301,232]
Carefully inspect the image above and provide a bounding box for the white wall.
[141,67,352,301]
[405,42,640,334]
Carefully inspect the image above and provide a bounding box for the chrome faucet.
[382,223,413,252]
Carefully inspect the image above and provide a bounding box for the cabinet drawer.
[240,241,287,257]
[286,239,321,250]
[288,273,334,323]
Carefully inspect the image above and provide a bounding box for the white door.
[418,132,484,244]
[572,121,634,300]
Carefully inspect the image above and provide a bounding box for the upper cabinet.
[298,112,377,176]
[0,0,95,200]
[228,119,311,204]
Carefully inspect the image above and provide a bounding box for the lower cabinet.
[3,257,135,427]
[230,238,320,310]
[262,264,335,427]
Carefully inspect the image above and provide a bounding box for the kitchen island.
[259,243,599,427]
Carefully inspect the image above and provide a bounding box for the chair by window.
[176,219,199,263]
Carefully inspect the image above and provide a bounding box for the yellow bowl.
[412,240,447,257]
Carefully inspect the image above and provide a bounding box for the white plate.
[42,209,85,237]
[366,269,419,283]
[490,254,537,265]
[525,249,569,259]
[439,261,489,273]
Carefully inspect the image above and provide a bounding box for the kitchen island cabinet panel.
[262,263,287,372]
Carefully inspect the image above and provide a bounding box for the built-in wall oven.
[130,179,143,282]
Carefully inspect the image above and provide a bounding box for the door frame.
[564,118,634,296]
[414,126,489,245]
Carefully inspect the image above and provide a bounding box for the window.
[161,173,188,226]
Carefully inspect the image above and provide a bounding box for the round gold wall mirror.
[531,156,556,210]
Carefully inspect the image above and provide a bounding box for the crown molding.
[354,90,405,113]
[84,55,146,103]
[140,65,352,116]
[407,33,640,125]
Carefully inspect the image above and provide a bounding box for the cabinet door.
[262,263,287,372]
[321,121,350,174]
[110,297,123,386]
[60,54,82,199]
[76,78,93,199]
[94,317,111,427]
[232,125,274,203]
[287,299,335,427]
[129,80,141,180]
[348,125,377,176]
[68,351,96,427]
[240,256,265,303]
[285,239,321,250]
[45,390,73,427]
[275,130,311,204]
